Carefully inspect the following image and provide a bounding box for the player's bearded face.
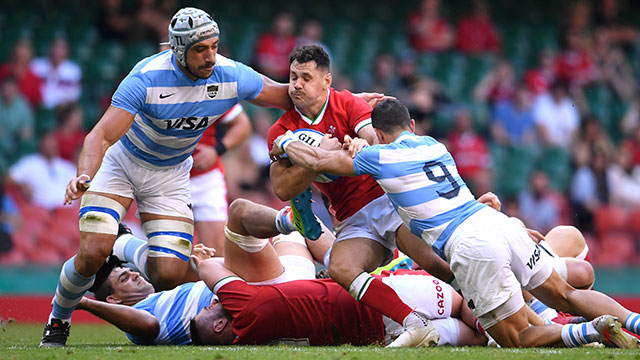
[186,37,219,79]
[289,60,329,108]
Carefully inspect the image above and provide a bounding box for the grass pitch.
[1,323,639,359]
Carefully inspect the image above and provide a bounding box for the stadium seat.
[536,147,570,191]
[628,208,640,234]
[594,206,629,235]
[594,232,634,267]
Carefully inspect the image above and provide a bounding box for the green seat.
[495,145,538,197]
[536,147,570,191]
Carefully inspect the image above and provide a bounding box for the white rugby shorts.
[190,167,228,222]
[334,195,403,266]
[247,255,316,286]
[444,207,553,326]
[89,142,193,219]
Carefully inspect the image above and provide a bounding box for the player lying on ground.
[271,98,640,349]
[78,199,331,345]
[79,200,485,346]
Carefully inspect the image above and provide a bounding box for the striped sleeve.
[111,72,148,115]
[235,61,264,101]
[352,145,382,179]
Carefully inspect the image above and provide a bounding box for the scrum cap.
[168,7,219,67]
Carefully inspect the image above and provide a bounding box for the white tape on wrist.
[79,174,92,190]
[277,130,297,153]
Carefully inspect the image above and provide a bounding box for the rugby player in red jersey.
[267,45,448,347]
[190,253,486,346]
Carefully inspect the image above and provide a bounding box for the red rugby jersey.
[267,88,385,221]
[216,278,385,346]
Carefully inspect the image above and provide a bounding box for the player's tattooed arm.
[77,297,159,340]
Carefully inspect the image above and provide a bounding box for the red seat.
[593,232,634,267]
[594,206,629,236]
[628,208,640,234]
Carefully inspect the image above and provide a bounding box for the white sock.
[348,272,373,301]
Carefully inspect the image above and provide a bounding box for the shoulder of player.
[213,53,240,69]
[330,88,371,112]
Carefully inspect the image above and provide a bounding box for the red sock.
[474,319,485,335]
[359,278,413,324]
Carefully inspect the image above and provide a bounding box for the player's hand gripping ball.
[283,129,340,183]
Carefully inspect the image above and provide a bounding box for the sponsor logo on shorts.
[432,278,446,316]
[526,244,541,270]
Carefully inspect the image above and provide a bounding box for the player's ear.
[324,72,332,89]
[106,295,122,304]
[410,119,416,133]
[374,128,384,143]
[213,317,227,333]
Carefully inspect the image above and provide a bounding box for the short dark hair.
[93,275,115,302]
[189,318,202,345]
[289,45,330,71]
[371,99,411,133]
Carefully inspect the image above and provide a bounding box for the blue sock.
[625,313,640,335]
[50,256,95,322]
[561,322,599,347]
[527,296,558,322]
[113,234,150,280]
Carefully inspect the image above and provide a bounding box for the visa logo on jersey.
[165,116,210,130]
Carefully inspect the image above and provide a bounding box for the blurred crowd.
[1,0,640,267]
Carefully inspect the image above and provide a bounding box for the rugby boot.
[290,188,322,240]
[39,318,70,347]
[386,311,440,347]
[593,315,639,349]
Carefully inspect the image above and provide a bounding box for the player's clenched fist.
[64,174,91,205]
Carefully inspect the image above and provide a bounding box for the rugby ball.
[289,129,340,183]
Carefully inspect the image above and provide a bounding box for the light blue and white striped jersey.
[353,131,486,259]
[111,50,263,168]
[127,281,215,345]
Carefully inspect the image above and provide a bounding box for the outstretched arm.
[248,75,292,110]
[77,297,159,341]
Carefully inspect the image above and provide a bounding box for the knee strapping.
[224,226,268,253]
[78,194,127,235]
[272,232,308,247]
[143,219,194,262]
[549,256,568,281]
